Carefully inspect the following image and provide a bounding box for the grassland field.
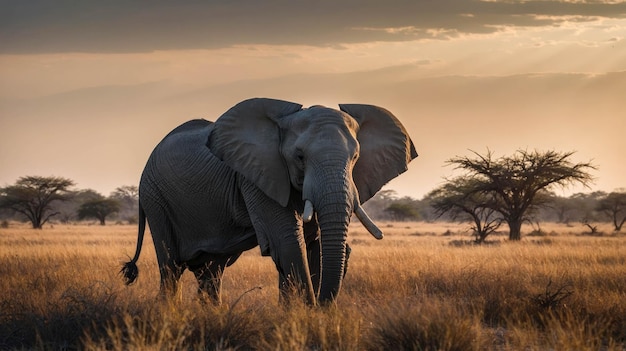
[0,221,625,350]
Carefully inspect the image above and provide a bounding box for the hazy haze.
[1,0,625,198]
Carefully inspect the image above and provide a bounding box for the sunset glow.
[1,1,625,197]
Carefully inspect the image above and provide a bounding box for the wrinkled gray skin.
[122,98,417,305]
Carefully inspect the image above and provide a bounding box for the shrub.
[365,300,483,351]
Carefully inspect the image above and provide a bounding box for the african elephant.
[121,98,417,305]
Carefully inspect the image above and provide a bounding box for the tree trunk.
[614,216,625,232]
[31,217,42,229]
[508,218,522,241]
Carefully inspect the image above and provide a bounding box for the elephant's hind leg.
[146,213,184,299]
[191,254,238,305]
[158,261,184,299]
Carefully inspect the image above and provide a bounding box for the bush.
[365,300,483,351]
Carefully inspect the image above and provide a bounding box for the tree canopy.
[384,201,420,221]
[444,150,595,240]
[77,194,121,226]
[0,176,75,229]
[596,191,626,232]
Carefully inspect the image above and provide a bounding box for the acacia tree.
[77,193,120,225]
[596,191,626,232]
[384,201,420,221]
[428,176,502,243]
[548,195,582,225]
[110,185,138,207]
[448,150,595,240]
[0,176,75,229]
[110,185,139,223]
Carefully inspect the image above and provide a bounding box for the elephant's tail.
[121,200,146,285]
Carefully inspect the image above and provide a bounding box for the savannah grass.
[0,222,625,350]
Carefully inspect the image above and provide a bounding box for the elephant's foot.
[197,281,223,305]
[192,264,225,305]
[158,264,184,301]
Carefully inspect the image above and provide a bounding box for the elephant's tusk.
[303,199,314,223]
[355,206,384,240]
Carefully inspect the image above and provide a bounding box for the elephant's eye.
[295,150,305,168]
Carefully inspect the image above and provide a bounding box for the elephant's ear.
[339,104,418,204]
[209,98,303,206]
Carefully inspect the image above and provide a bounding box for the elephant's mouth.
[302,199,383,240]
[292,175,304,191]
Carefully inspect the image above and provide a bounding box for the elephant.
[121,97,417,305]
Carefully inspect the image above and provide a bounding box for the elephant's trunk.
[305,199,383,240]
[316,198,350,303]
[303,163,355,304]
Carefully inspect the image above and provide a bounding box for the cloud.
[1,0,625,53]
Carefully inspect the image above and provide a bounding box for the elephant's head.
[208,98,417,302]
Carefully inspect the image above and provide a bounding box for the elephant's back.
[142,119,232,198]
[163,119,213,139]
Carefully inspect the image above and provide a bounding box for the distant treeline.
[363,189,625,227]
[1,176,624,235]
[0,176,138,227]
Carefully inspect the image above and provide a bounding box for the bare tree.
[110,185,139,223]
[596,191,626,232]
[547,195,581,225]
[447,150,595,240]
[110,185,138,206]
[0,176,75,229]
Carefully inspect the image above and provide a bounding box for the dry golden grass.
[1,221,625,350]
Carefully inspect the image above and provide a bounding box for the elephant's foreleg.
[303,219,321,298]
[306,238,321,298]
[274,230,316,305]
[239,179,316,304]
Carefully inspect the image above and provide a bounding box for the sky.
[1,0,625,199]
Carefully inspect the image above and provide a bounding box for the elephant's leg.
[305,238,321,298]
[146,213,183,298]
[304,218,321,297]
[193,264,224,304]
[191,254,236,305]
[272,225,315,304]
[155,242,184,299]
[239,181,315,304]
[269,219,317,304]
